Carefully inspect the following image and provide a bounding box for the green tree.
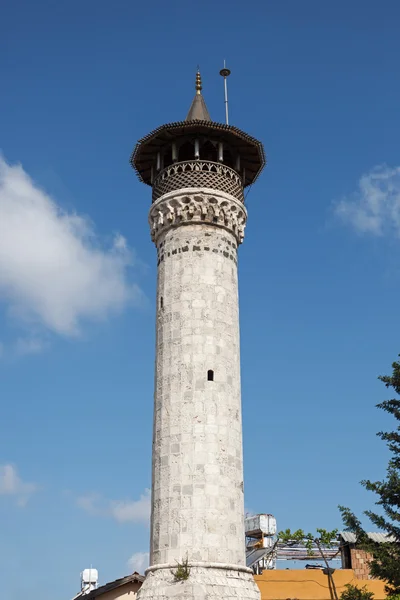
[278,529,339,600]
[339,356,400,595]
[278,528,338,557]
[340,584,374,600]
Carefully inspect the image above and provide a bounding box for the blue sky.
[1,0,400,597]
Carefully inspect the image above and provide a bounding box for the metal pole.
[224,76,229,124]
[219,61,231,125]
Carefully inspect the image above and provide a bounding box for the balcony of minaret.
[151,138,244,203]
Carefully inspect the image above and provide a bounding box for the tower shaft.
[151,191,246,567]
[138,189,259,599]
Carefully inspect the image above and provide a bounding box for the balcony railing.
[152,160,244,203]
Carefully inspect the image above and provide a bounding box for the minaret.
[131,70,265,599]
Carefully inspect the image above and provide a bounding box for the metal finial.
[195,69,202,95]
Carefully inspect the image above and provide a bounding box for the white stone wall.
[138,565,260,600]
[150,190,246,568]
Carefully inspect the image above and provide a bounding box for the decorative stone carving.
[152,160,244,203]
[137,564,260,600]
[149,188,247,244]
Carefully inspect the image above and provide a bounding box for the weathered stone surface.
[149,188,247,244]
[138,188,260,600]
[137,565,260,600]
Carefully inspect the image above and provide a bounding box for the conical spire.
[185,70,211,122]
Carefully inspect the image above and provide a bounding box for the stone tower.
[130,71,265,599]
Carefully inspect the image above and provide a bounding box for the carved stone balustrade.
[152,160,244,203]
[149,189,247,244]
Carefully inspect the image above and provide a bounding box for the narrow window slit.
[160,297,164,309]
[207,370,214,381]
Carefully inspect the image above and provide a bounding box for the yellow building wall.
[254,569,387,600]
[92,581,141,600]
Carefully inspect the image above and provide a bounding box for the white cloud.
[76,492,101,514]
[127,551,149,574]
[334,165,400,236]
[13,337,49,356]
[0,464,38,506]
[0,155,139,339]
[110,492,151,523]
[77,488,151,524]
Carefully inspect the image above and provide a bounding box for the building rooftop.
[76,572,144,600]
[130,70,266,189]
[131,120,265,188]
[339,531,396,544]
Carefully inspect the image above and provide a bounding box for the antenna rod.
[224,76,229,124]
[219,60,231,125]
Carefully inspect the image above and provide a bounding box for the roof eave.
[130,120,266,188]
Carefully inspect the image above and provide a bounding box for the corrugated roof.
[79,572,144,599]
[339,532,396,543]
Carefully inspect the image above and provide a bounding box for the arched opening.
[207,370,214,381]
[222,145,235,169]
[201,140,218,162]
[179,140,195,162]
[162,146,173,169]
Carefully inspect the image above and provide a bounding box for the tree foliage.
[278,528,338,556]
[340,584,374,600]
[339,356,400,595]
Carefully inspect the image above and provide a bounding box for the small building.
[73,573,144,600]
[339,532,395,580]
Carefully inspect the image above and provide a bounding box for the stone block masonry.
[153,219,243,566]
[139,565,260,600]
[136,188,260,599]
